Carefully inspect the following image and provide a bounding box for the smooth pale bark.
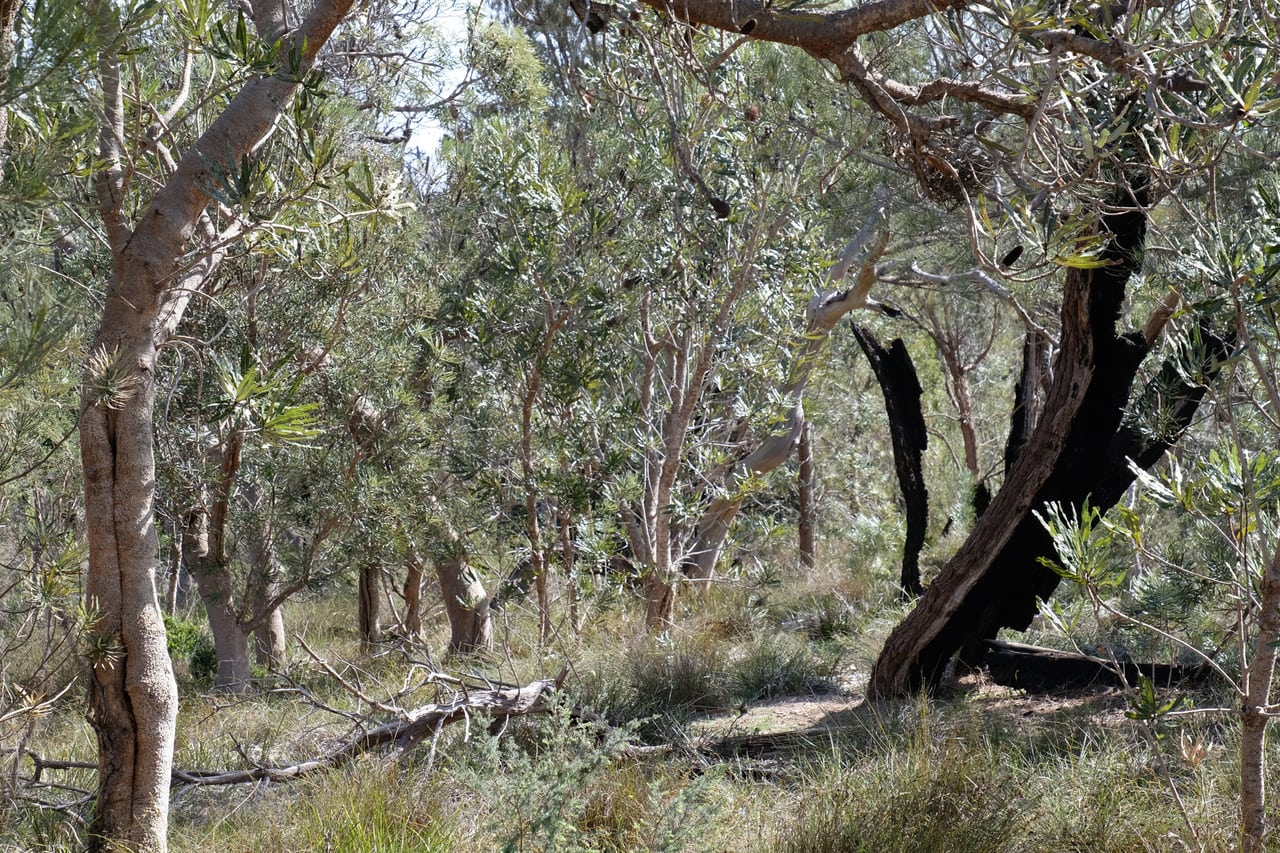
[81,1,356,847]
[1240,537,1280,852]
[185,431,254,691]
[432,524,492,654]
[247,533,286,669]
[82,296,179,853]
[684,203,889,581]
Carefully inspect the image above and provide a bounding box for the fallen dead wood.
[983,640,1208,692]
[171,677,558,786]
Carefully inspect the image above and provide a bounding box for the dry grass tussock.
[0,560,1257,852]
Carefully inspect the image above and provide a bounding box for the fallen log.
[171,677,558,786]
[983,640,1207,692]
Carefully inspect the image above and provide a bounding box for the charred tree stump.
[852,326,929,598]
[983,640,1206,692]
[870,182,1173,696]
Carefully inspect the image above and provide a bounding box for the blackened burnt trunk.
[852,326,929,597]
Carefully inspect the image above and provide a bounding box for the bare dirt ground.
[689,668,1133,748]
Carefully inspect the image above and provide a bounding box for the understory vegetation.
[5,0,1280,848]
[0,558,1266,851]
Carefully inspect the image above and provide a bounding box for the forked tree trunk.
[797,420,816,570]
[869,187,1229,697]
[79,2,357,847]
[869,187,1150,697]
[852,326,928,597]
[81,310,179,853]
[683,211,890,582]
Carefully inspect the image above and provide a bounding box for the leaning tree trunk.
[683,204,891,581]
[852,326,929,598]
[869,187,1230,697]
[869,186,1150,697]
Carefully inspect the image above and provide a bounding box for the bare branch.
[170,678,559,786]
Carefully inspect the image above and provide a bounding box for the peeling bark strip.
[81,1,357,849]
[851,326,928,598]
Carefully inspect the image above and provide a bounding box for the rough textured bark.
[869,185,1150,697]
[80,2,357,846]
[796,420,816,571]
[402,547,424,639]
[852,326,928,597]
[1003,330,1051,475]
[81,298,179,853]
[433,534,493,655]
[869,187,1230,697]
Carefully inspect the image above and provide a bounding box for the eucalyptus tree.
[559,0,1280,687]
[63,0,391,845]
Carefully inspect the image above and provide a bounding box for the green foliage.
[452,704,722,853]
[468,20,549,110]
[163,613,217,686]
